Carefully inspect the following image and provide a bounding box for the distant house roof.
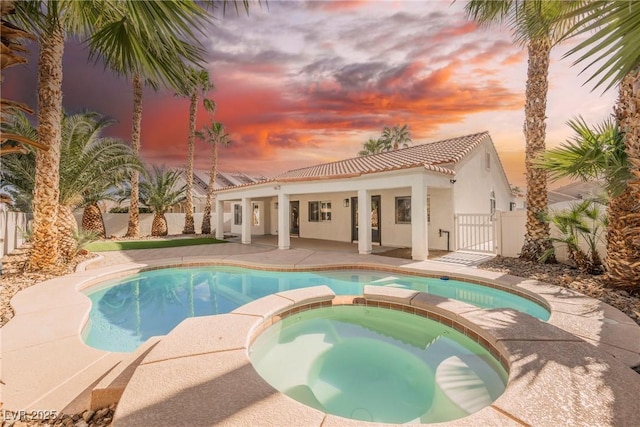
[548,181,604,205]
[180,169,267,195]
[275,131,490,181]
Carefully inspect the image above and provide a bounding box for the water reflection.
[85,267,548,352]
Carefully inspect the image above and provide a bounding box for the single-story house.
[170,170,267,214]
[214,131,516,260]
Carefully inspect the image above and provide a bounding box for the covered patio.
[215,167,454,261]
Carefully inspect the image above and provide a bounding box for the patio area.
[1,241,639,426]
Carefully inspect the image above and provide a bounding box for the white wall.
[293,191,354,242]
[496,210,607,264]
[428,188,455,251]
[74,213,232,237]
[378,189,411,247]
[1,210,28,258]
[496,211,527,257]
[453,141,513,214]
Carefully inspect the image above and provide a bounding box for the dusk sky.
[5,0,617,189]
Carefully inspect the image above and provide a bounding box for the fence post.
[494,210,502,255]
[453,214,459,251]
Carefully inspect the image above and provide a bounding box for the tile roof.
[275,131,490,181]
[216,131,491,190]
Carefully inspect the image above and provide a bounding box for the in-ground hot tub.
[249,304,508,424]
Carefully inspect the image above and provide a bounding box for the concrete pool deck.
[1,242,640,426]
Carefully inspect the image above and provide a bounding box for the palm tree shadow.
[463,307,640,425]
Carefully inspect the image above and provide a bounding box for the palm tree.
[537,117,635,286]
[537,117,630,197]
[138,166,186,237]
[558,1,640,287]
[541,199,606,274]
[13,1,210,270]
[381,124,411,150]
[10,0,204,270]
[465,1,579,263]
[196,121,232,234]
[1,111,141,258]
[12,1,98,269]
[358,138,385,156]
[179,68,216,234]
[87,2,211,239]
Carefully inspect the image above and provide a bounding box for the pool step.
[434,355,501,414]
[90,337,162,410]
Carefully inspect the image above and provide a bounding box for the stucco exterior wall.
[229,188,454,250]
[427,188,455,251]
[229,201,263,234]
[290,191,354,242]
[452,141,513,214]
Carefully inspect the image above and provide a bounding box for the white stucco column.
[241,197,251,244]
[411,178,429,260]
[215,199,224,240]
[357,189,372,254]
[277,193,290,250]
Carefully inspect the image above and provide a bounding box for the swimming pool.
[250,305,508,423]
[83,266,549,352]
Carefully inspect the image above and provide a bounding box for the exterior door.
[350,195,381,244]
[290,201,300,236]
[371,195,381,243]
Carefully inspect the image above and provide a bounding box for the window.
[395,197,411,224]
[485,150,491,170]
[490,191,496,215]
[309,201,331,222]
[233,204,242,225]
[396,196,430,223]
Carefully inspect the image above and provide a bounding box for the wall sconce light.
[343,198,350,207]
[274,202,278,209]
[449,179,457,184]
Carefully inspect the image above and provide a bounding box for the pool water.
[83,266,549,352]
[250,306,508,423]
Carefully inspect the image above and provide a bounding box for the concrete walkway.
[1,241,639,425]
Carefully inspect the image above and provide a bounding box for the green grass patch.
[85,237,227,252]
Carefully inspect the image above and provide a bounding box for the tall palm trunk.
[57,204,78,261]
[201,142,218,234]
[183,91,197,234]
[126,73,143,237]
[520,39,555,262]
[82,202,106,238]
[28,23,63,271]
[606,68,640,287]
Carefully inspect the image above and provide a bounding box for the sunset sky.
[5,0,617,189]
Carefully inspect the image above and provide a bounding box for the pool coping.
[111,285,640,426]
[2,245,640,425]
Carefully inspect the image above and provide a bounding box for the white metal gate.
[455,214,495,253]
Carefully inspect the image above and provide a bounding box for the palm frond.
[87,0,209,91]
[561,1,640,90]
[139,165,186,214]
[2,111,142,209]
[464,0,584,47]
[535,116,631,197]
